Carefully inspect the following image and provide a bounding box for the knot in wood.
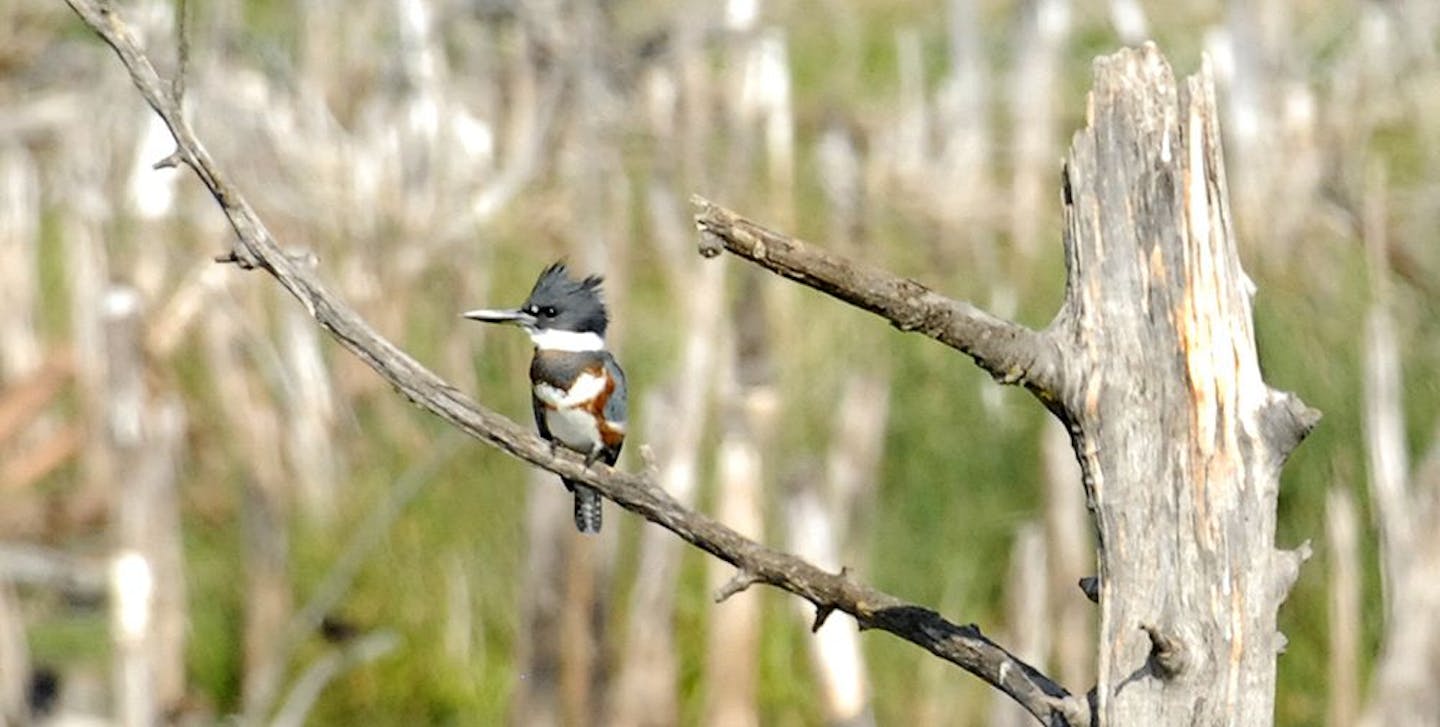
[890,286,941,334]
[1140,623,1187,680]
[697,230,724,258]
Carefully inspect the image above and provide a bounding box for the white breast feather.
[545,406,603,453]
[535,372,608,453]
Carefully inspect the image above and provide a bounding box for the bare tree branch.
[693,197,1068,405]
[62,1,1085,724]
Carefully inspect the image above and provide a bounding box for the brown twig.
[62,2,1085,724]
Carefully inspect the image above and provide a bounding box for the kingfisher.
[463,262,627,534]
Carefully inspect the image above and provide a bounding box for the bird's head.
[463,262,609,351]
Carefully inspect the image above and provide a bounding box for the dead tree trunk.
[1054,46,1317,724]
[104,285,189,726]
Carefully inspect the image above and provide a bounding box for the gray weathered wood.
[1053,45,1317,725]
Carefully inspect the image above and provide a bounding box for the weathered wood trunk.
[1054,45,1317,725]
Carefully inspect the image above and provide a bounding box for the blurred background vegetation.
[1,0,1438,725]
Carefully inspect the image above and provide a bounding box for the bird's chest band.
[534,372,607,409]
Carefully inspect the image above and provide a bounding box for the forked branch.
[63,1,1085,724]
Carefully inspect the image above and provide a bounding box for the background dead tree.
[1325,486,1360,727]
[786,372,888,727]
[0,581,26,725]
[103,285,188,726]
[703,269,773,727]
[607,185,725,726]
[1355,163,1440,727]
[991,523,1049,727]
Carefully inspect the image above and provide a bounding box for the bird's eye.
[540,306,558,318]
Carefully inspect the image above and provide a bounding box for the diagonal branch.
[62,2,1086,725]
[694,197,1068,406]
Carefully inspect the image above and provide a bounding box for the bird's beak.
[461,307,536,327]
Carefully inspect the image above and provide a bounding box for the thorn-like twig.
[153,149,185,170]
[213,250,255,269]
[813,566,852,631]
[1271,540,1312,608]
[714,569,760,603]
[1078,576,1099,604]
[812,604,836,632]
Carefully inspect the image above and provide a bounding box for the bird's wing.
[600,353,627,427]
[531,393,552,440]
[599,353,627,465]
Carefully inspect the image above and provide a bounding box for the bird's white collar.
[529,328,606,352]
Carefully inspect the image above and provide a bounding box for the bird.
[463,262,626,534]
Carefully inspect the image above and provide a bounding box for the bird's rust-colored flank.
[583,364,624,448]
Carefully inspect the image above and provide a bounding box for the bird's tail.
[567,480,602,534]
